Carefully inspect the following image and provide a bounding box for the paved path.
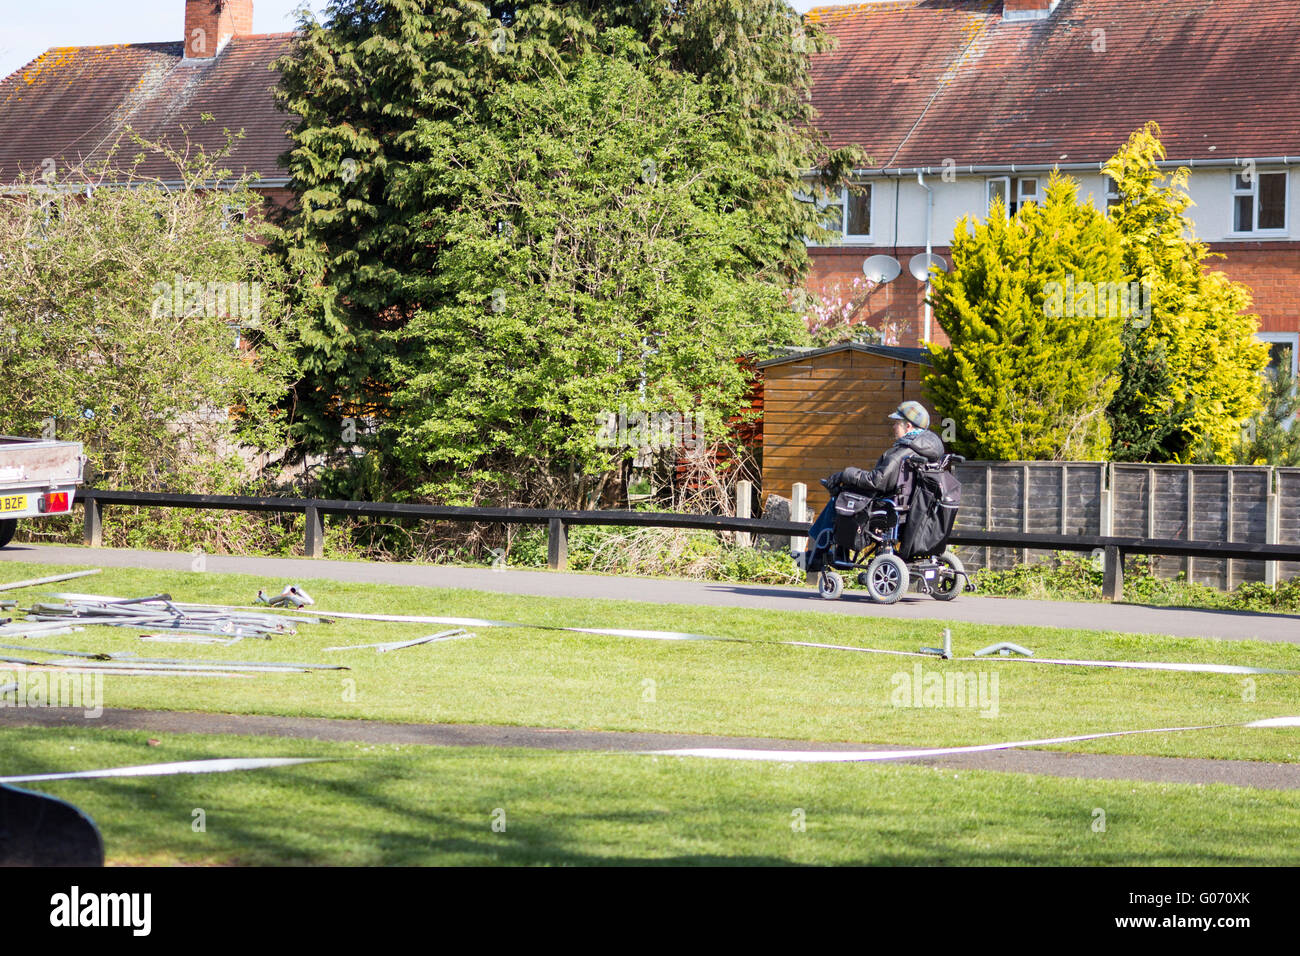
[4,706,1297,790]
[2,543,1297,643]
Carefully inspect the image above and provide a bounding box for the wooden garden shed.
[758,343,932,509]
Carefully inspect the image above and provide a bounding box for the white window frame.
[1231,169,1289,237]
[1104,175,1121,210]
[1259,331,1299,379]
[1017,176,1040,209]
[804,183,873,245]
[986,176,1040,218]
[841,183,873,242]
[986,176,1011,218]
[1258,332,1299,429]
[221,203,247,233]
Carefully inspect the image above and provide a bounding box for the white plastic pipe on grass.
[652,716,1300,763]
[0,756,334,784]
[0,569,101,592]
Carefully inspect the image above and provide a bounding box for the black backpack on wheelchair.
[896,459,962,561]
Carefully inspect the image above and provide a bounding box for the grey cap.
[889,401,930,430]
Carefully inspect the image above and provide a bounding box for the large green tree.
[1105,122,1269,463]
[384,33,808,506]
[0,141,294,493]
[274,0,858,504]
[924,174,1126,460]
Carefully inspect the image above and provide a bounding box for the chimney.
[184,0,254,59]
[1003,0,1060,21]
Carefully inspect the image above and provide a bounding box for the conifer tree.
[924,174,1125,460]
[1104,122,1269,462]
[1232,363,1300,466]
[273,1,860,504]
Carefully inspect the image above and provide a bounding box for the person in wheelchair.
[796,400,944,573]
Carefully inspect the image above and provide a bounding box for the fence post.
[1102,545,1124,602]
[984,464,993,570]
[1059,468,1068,535]
[304,502,324,559]
[791,482,807,553]
[83,493,103,548]
[1186,469,1196,583]
[1020,464,1030,565]
[1100,463,1114,537]
[548,518,567,571]
[791,482,813,584]
[735,480,752,548]
[1226,469,1236,591]
[1266,472,1279,587]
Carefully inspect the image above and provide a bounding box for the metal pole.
[918,171,933,344]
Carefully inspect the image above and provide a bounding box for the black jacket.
[836,429,945,496]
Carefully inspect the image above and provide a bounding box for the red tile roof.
[0,35,296,184]
[807,0,1300,168]
[4,1,1297,186]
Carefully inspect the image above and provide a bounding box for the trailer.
[0,436,87,548]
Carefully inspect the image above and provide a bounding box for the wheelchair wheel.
[864,553,908,605]
[818,570,844,600]
[930,550,965,602]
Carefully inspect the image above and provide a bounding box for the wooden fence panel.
[1275,468,1300,582]
[1064,465,1105,537]
[1189,470,1229,589]
[771,457,1300,588]
[987,464,1027,570]
[1229,468,1272,586]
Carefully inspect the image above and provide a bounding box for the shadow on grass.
[4,730,1289,867]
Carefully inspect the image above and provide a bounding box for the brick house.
[4,0,1296,378]
[2,0,1297,493]
[804,0,1300,379]
[0,1,294,209]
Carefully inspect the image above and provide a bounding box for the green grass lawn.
[6,727,1298,866]
[0,561,1297,762]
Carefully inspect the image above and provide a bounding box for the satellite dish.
[862,255,902,285]
[909,253,948,282]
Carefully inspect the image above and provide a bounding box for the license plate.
[0,495,27,513]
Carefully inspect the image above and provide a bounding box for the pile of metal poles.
[13,593,311,642]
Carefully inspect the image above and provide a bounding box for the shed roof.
[758,343,933,368]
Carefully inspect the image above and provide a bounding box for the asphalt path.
[4,706,1298,790]
[2,543,1297,643]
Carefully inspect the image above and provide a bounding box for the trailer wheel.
[0,520,15,549]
